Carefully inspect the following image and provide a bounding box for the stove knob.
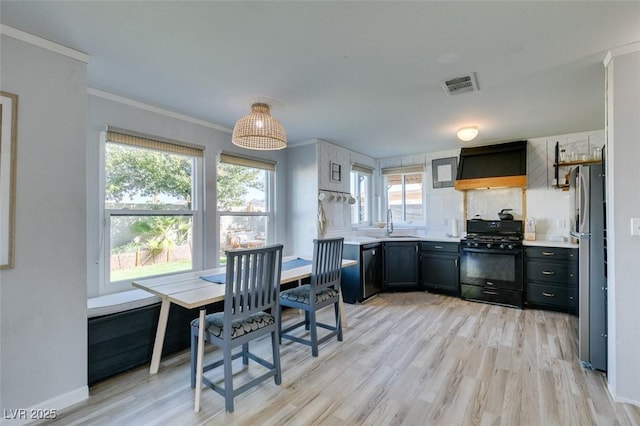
[486,243,492,249]
[500,243,506,249]
[473,242,479,248]
[508,244,514,250]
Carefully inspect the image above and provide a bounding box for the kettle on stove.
[498,209,514,220]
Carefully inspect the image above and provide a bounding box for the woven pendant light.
[232,103,287,150]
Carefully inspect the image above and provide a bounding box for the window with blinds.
[101,128,204,292]
[217,152,276,265]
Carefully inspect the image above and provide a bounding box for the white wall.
[286,139,377,255]
[527,130,605,239]
[286,143,318,257]
[605,45,640,405]
[0,36,88,412]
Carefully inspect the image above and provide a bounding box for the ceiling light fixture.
[232,103,287,150]
[457,126,479,142]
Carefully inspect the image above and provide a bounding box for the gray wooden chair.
[190,244,283,412]
[279,238,344,357]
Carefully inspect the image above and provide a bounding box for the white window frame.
[350,164,373,227]
[216,153,276,267]
[382,165,425,225]
[98,129,204,295]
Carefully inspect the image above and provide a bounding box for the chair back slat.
[311,238,344,293]
[223,244,283,321]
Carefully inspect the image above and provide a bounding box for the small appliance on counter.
[524,217,536,241]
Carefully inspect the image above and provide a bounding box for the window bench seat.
[87,290,223,385]
[88,289,160,318]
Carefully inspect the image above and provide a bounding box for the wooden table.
[133,256,356,412]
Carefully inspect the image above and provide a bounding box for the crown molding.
[88,88,232,133]
[0,24,90,63]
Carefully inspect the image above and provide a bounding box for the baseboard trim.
[608,382,640,408]
[1,386,89,425]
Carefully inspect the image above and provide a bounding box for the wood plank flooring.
[43,292,640,425]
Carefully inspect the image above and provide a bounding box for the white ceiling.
[2,1,639,158]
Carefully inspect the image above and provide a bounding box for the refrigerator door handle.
[578,168,590,233]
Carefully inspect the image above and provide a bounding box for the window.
[350,164,373,225]
[217,153,275,265]
[382,165,424,224]
[101,129,203,293]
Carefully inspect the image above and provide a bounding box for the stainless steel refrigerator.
[569,163,607,371]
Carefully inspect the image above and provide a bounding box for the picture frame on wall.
[0,91,18,269]
[330,161,341,182]
[432,157,457,189]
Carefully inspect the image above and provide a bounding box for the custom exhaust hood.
[454,140,528,190]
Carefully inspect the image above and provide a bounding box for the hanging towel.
[318,200,327,237]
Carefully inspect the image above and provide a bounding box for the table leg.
[194,307,206,413]
[149,298,171,375]
[338,288,348,329]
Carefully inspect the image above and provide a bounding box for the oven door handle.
[482,289,500,295]
[461,248,520,254]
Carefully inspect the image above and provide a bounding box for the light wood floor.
[44,292,640,425]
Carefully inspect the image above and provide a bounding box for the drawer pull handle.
[482,290,499,295]
[542,252,555,256]
[543,292,555,297]
[542,271,555,275]
[434,245,443,249]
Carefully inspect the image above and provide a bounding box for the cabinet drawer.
[461,284,523,308]
[525,246,577,261]
[526,283,573,309]
[526,261,575,284]
[420,241,459,253]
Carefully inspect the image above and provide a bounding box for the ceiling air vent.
[442,73,479,96]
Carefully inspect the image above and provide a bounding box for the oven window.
[462,252,516,282]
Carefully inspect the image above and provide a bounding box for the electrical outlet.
[632,218,640,236]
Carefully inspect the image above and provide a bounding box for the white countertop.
[523,239,578,249]
[344,234,461,245]
[345,235,578,248]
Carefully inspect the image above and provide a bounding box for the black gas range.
[462,219,523,251]
[459,220,524,308]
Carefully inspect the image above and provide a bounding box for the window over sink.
[382,165,424,225]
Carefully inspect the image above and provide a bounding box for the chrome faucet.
[386,208,394,236]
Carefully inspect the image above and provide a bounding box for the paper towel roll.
[451,219,459,237]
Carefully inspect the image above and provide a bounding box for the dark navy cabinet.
[383,241,419,289]
[524,246,578,314]
[420,241,460,295]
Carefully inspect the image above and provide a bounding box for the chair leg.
[242,343,249,365]
[223,344,234,412]
[309,309,319,357]
[335,301,343,341]
[271,330,282,385]
[305,311,310,330]
[278,308,283,344]
[190,327,197,388]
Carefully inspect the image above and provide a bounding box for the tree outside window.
[103,135,202,289]
[217,155,275,265]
